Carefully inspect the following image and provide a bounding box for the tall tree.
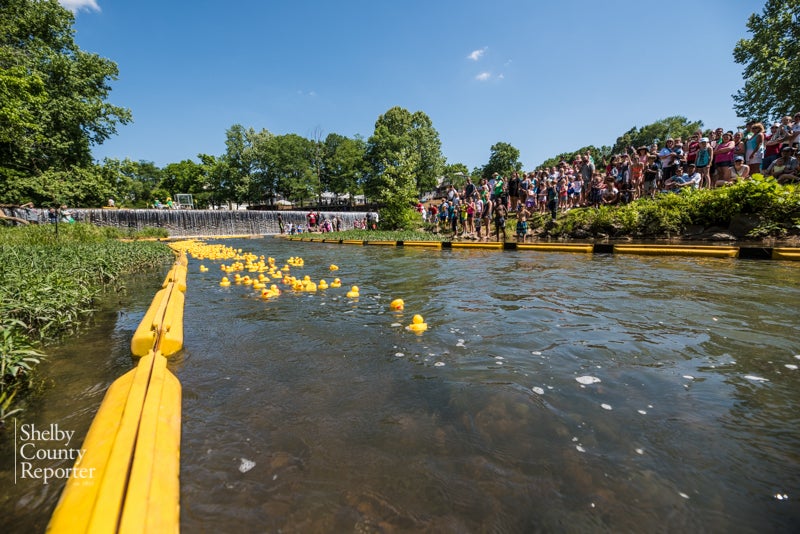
[0,0,131,179]
[442,162,469,188]
[733,0,800,122]
[265,134,316,204]
[482,142,522,179]
[611,116,703,155]
[221,124,257,207]
[365,106,445,200]
[321,133,367,204]
[376,149,420,230]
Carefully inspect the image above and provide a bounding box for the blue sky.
[64,0,760,171]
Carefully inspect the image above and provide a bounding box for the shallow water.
[2,239,800,532]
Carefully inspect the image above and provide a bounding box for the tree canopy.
[365,106,445,199]
[0,0,131,204]
[481,142,522,179]
[733,0,800,122]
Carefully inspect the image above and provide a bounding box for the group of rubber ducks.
[179,241,428,333]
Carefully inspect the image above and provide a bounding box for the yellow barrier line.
[158,288,185,357]
[341,240,364,245]
[131,287,169,357]
[613,245,738,258]
[86,352,157,532]
[772,248,800,261]
[451,242,504,249]
[365,241,397,246]
[50,251,187,534]
[119,353,181,533]
[47,369,135,532]
[517,244,593,253]
[402,241,443,248]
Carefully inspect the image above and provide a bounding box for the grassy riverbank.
[0,223,174,423]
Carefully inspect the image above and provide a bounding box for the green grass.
[0,223,174,422]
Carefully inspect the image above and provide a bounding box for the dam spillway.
[71,209,366,237]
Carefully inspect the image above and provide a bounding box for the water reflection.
[2,240,799,532]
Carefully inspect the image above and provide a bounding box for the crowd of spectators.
[426,112,800,241]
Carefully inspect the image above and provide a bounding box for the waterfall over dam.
[71,209,368,237]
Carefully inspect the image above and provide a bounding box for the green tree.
[442,162,469,188]
[365,106,445,200]
[733,0,800,122]
[162,159,206,199]
[264,134,316,204]
[0,0,131,179]
[376,150,420,230]
[482,142,522,179]
[610,116,703,155]
[539,145,608,170]
[198,153,228,209]
[245,128,276,204]
[221,124,255,207]
[322,133,367,205]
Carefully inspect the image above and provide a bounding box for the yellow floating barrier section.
[613,244,739,258]
[517,243,593,253]
[773,247,800,261]
[48,246,189,534]
[282,235,798,261]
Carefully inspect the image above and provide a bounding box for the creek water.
[2,238,799,533]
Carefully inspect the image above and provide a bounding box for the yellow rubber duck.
[390,299,404,311]
[219,277,231,287]
[318,279,328,290]
[346,285,360,298]
[329,264,339,271]
[199,265,209,272]
[330,278,342,288]
[408,314,427,333]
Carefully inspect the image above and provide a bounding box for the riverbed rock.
[728,214,762,238]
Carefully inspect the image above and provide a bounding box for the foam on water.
[745,375,769,382]
[238,458,256,473]
[576,376,601,385]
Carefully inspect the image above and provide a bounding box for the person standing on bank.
[695,137,714,189]
[493,199,507,242]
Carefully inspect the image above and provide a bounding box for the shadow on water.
[2,239,800,532]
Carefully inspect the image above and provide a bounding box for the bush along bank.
[527,175,800,241]
[0,223,174,423]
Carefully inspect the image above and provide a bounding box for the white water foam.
[576,376,601,385]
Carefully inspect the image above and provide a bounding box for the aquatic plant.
[0,223,174,418]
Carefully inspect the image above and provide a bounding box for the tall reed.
[0,223,174,422]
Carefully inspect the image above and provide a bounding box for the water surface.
[2,239,799,532]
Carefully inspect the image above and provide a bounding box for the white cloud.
[475,72,491,82]
[59,0,101,13]
[467,47,487,61]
